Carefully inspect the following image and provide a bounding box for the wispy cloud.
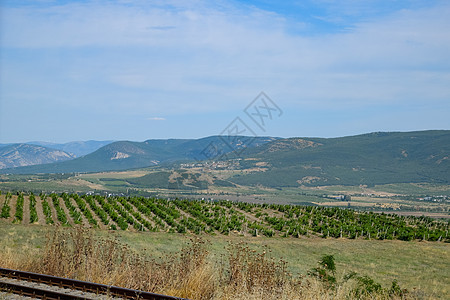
[147,26,176,31]
[147,117,166,121]
[0,0,449,141]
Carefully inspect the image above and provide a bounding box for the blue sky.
[0,0,449,143]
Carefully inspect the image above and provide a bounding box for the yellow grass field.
[1,222,449,299]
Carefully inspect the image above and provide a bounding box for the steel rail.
[0,280,87,299]
[0,267,188,299]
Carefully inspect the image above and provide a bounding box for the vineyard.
[0,191,448,242]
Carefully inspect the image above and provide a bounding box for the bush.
[308,254,336,287]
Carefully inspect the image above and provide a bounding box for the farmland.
[1,191,448,241]
[1,171,449,219]
[1,191,450,299]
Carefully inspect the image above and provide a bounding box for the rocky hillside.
[0,144,76,169]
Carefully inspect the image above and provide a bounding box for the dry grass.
[0,227,217,299]
[0,226,435,299]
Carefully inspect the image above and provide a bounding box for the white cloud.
[147,117,166,121]
[1,0,449,118]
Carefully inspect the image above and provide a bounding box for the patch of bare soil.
[22,196,30,225]
[372,211,450,219]
[35,195,47,225]
[61,178,105,190]
[7,195,17,223]
[60,198,75,226]
[69,197,89,227]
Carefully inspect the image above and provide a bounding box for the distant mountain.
[27,140,114,157]
[0,136,277,174]
[3,131,449,188]
[229,130,450,187]
[0,144,76,169]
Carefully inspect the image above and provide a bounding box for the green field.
[1,192,448,241]
[1,222,449,298]
[0,190,449,299]
[0,182,448,298]
[1,171,449,219]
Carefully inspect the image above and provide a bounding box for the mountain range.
[0,144,76,169]
[0,136,277,174]
[0,140,113,157]
[229,130,450,187]
[1,130,449,187]
[26,140,114,157]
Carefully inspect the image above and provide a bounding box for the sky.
[0,0,449,143]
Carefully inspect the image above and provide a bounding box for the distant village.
[180,158,241,170]
[322,194,352,201]
[418,195,449,203]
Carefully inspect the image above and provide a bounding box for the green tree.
[308,254,337,286]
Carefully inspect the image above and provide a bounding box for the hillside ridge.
[1,131,448,188]
[0,144,76,169]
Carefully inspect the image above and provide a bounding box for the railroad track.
[0,267,188,300]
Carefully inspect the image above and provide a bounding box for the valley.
[1,168,448,219]
[1,130,449,299]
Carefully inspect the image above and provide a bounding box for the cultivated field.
[0,222,449,299]
[1,192,448,241]
[1,191,449,299]
[1,172,449,219]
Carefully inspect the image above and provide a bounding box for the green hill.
[0,136,276,174]
[2,131,448,188]
[229,130,450,187]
